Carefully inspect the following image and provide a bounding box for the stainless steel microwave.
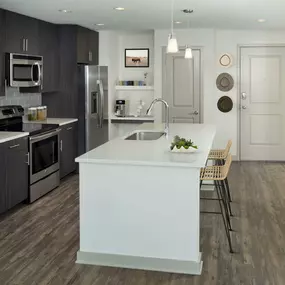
[6,53,43,88]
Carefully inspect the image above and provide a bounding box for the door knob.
[241,92,247,100]
[242,105,247,109]
[193,111,199,115]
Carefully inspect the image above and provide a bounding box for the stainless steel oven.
[6,53,43,88]
[29,129,60,202]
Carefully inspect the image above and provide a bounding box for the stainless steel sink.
[125,131,165,141]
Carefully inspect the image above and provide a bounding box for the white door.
[163,49,201,123]
[240,46,285,160]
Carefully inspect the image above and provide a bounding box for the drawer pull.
[9,144,20,149]
[67,127,73,131]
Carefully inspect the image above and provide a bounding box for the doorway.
[163,49,202,123]
[240,46,285,161]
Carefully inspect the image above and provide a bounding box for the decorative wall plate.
[217,96,233,113]
[219,53,233,67]
[216,73,234,92]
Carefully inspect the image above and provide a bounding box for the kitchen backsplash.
[0,87,42,111]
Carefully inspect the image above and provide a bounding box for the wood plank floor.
[1,162,285,285]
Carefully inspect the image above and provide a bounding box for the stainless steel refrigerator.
[77,65,109,156]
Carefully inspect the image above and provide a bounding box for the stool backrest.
[221,153,232,178]
[224,140,232,157]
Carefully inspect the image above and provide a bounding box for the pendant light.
[167,0,178,53]
[184,12,193,59]
[185,45,193,59]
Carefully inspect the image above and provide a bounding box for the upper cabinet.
[4,10,39,55]
[39,21,59,93]
[77,26,99,65]
[0,9,5,97]
[89,30,99,65]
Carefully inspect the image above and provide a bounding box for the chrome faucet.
[146,98,169,134]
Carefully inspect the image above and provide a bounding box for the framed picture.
[125,48,149,68]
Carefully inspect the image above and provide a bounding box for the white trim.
[76,251,203,275]
[115,86,154,91]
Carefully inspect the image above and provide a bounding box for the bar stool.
[207,140,233,203]
[200,154,234,253]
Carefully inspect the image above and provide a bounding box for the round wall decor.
[217,96,233,113]
[216,73,234,92]
[219,53,233,67]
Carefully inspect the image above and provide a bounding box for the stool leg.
[217,180,232,231]
[221,179,233,217]
[215,180,234,253]
[225,178,233,202]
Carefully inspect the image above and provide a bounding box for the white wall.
[154,29,285,156]
[100,28,285,154]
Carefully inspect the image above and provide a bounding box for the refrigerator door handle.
[98,80,104,128]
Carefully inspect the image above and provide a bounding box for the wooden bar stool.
[207,140,233,203]
[200,154,234,253]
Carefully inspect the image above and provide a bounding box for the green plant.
[170,135,198,151]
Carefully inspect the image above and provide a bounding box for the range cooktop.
[0,105,59,136]
[0,122,59,136]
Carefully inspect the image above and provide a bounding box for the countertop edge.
[58,119,79,126]
[75,158,205,168]
[0,133,29,144]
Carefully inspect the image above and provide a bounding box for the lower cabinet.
[60,122,78,179]
[0,137,29,214]
[0,143,6,214]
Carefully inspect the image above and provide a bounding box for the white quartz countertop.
[0,132,29,144]
[76,123,216,168]
[23,118,78,126]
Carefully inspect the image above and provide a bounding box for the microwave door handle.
[30,63,35,84]
[36,62,41,86]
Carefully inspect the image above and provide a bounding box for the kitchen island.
[75,123,216,275]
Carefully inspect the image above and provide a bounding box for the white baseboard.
[76,251,203,275]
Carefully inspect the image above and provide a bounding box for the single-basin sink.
[125,131,165,141]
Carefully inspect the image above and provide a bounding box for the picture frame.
[125,48,149,68]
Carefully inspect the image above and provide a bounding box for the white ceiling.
[0,0,285,31]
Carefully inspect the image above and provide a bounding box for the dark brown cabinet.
[77,26,99,64]
[0,137,29,214]
[60,122,78,179]
[89,30,99,65]
[0,143,7,214]
[4,10,39,55]
[77,26,90,64]
[0,9,5,97]
[39,21,59,93]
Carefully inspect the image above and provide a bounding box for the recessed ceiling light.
[175,21,182,24]
[95,23,105,26]
[182,9,194,14]
[114,7,125,11]
[257,19,266,23]
[59,9,72,13]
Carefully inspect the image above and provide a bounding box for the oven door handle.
[30,129,61,142]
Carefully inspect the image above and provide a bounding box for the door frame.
[238,44,285,161]
[162,46,204,123]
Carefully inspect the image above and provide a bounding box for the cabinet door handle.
[22,39,26,52]
[67,127,73,131]
[9,144,20,149]
[26,39,28,52]
[60,140,63,152]
[26,152,30,165]
[90,51,93,62]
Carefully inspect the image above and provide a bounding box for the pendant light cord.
[171,0,175,34]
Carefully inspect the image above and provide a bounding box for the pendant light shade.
[185,46,193,59]
[167,0,178,54]
[167,34,179,53]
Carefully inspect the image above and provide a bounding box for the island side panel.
[78,162,201,264]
